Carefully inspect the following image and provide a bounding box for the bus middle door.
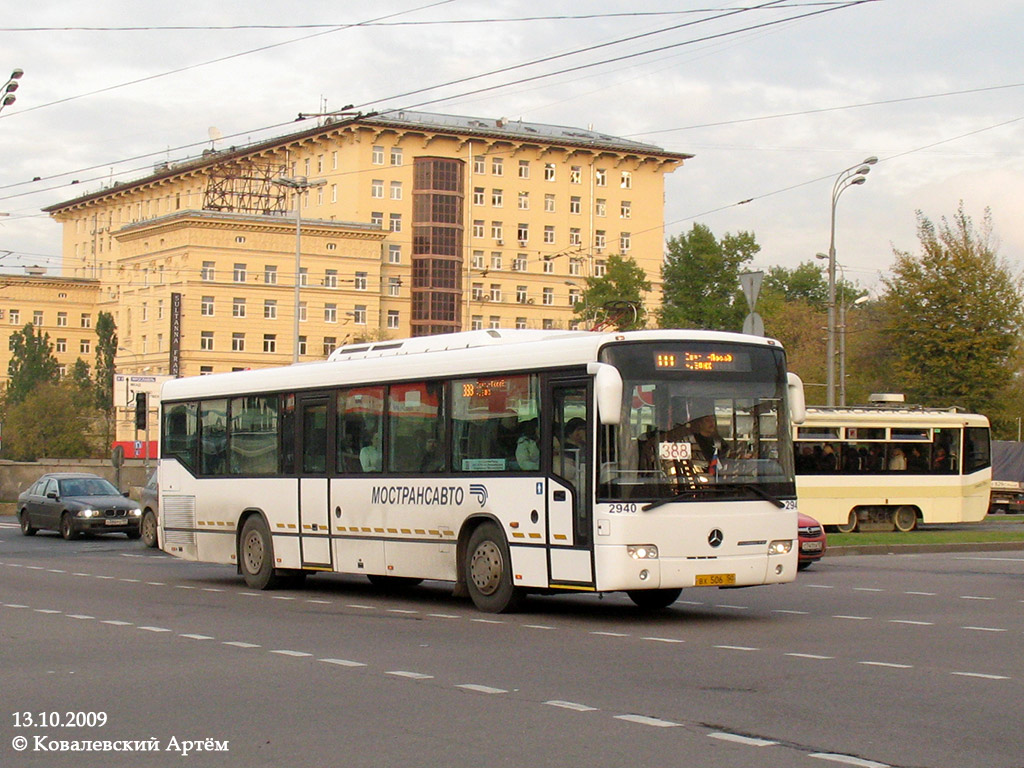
[297,395,333,569]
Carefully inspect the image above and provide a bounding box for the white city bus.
[794,405,991,532]
[158,329,805,612]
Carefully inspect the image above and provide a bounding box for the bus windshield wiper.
[641,482,785,512]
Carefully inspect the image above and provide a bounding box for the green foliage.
[94,311,118,411]
[576,254,651,330]
[6,323,59,404]
[658,223,759,331]
[1,382,102,461]
[879,203,1023,418]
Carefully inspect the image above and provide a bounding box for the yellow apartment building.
[32,110,687,396]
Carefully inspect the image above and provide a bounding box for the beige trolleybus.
[794,400,991,532]
[159,329,805,612]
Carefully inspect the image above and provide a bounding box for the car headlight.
[768,539,793,555]
[76,509,99,518]
[129,509,142,517]
[627,545,659,560]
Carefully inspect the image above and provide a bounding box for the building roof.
[44,110,691,214]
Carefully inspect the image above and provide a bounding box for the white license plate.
[801,541,823,552]
[105,519,128,526]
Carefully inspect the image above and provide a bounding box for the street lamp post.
[273,176,326,363]
[839,295,869,406]
[825,156,877,405]
[1,68,23,115]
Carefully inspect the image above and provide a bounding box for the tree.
[879,203,1023,420]
[658,223,760,331]
[575,254,652,330]
[94,311,118,411]
[6,323,59,404]
[1,381,101,460]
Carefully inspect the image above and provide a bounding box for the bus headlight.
[628,545,659,560]
[768,540,793,555]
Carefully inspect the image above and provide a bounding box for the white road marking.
[34,609,61,614]
[347,604,376,610]
[47,569,66,573]
[427,613,460,619]
[951,671,1010,681]
[806,584,834,589]
[386,670,433,680]
[773,609,810,615]
[94,575,114,580]
[387,609,418,614]
[961,626,1007,633]
[853,587,883,592]
[960,595,996,601]
[524,624,555,630]
[456,684,507,694]
[67,614,94,620]
[643,637,684,644]
[472,618,504,624]
[25,565,44,570]
[810,753,889,768]
[306,599,331,605]
[270,649,312,657]
[833,615,871,621]
[591,631,629,637]
[858,661,913,669]
[102,620,133,626]
[175,585,196,590]
[714,604,748,610]
[271,596,295,601]
[889,620,933,626]
[202,588,224,592]
[320,658,366,667]
[786,653,834,660]
[145,582,166,586]
[614,714,680,728]
[120,578,141,583]
[138,626,171,633]
[179,633,214,640]
[545,700,598,712]
[904,591,936,596]
[222,641,260,648]
[715,645,759,651]
[709,732,777,747]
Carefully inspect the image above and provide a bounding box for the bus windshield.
[598,342,795,501]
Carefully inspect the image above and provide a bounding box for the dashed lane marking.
[810,753,889,768]
[319,658,366,667]
[709,732,778,747]
[961,626,1007,632]
[456,684,508,694]
[614,714,680,728]
[786,653,834,660]
[858,661,913,669]
[951,671,1011,681]
[386,670,433,680]
[222,641,260,648]
[545,700,598,712]
[270,649,312,658]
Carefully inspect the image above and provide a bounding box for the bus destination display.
[655,350,751,372]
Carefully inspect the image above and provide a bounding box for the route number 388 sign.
[659,442,692,461]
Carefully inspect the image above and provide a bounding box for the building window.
[544,163,556,181]
[324,269,338,288]
[569,227,581,246]
[331,184,337,203]
[568,289,581,307]
[200,366,213,375]
[81,313,91,328]
[513,253,527,271]
[620,171,632,189]
[620,232,632,252]
[326,243,337,251]
[157,300,164,320]
[353,305,367,325]
[489,315,500,330]
[471,315,483,331]
[516,285,527,304]
[201,331,214,351]
[9,310,19,325]
[300,268,308,286]
[390,147,403,166]
[232,333,245,352]
[596,198,606,217]
[298,336,307,356]
[264,265,277,284]
[490,252,502,271]
[473,155,485,174]
[570,166,581,184]
[544,225,555,244]
[544,194,555,213]
[390,181,402,200]
[323,337,337,356]
[264,300,277,320]
[387,310,400,329]
[473,187,485,206]
[33,311,43,325]
[141,303,148,322]
[518,160,530,178]
[471,283,484,300]
[201,296,214,316]
[515,317,527,330]
[388,244,402,264]
[325,304,337,323]
[517,223,528,243]
[201,261,215,280]
[389,213,402,232]
[299,302,307,322]
[473,220,485,238]
[388,277,401,297]
[491,188,503,207]
[491,221,503,241]
[594,260,607,277]
[518,191,529,210]
[354,272,367,290]
[263,334,276,353]
[543,287,553,305]
[372,145,384,164]
[472,251,485,269]
[371,179,384,198]
[371,211,383,227]
[56,338,67,353]
[596,168,607,186]
[491,157,503,176]
[621,200,632,218]
[570,196,581,215]
[569,258,581,276]
[233,263,247,283]
[80,339,90,354]
[56,311,68,327]
[543,260,554,274]
[233,298,246,318]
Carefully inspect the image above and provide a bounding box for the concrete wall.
[0,459,151,502]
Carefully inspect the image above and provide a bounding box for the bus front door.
[298,397,333,569]
[547,380,594,586]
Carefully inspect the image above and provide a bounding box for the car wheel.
[797,561,811,571]
[239,516,282,590]
[126,529,141,540]
[464,522,525,613]
[140,510,159,548]
[626,588,682,609]
[18,510,37,536]
[836,510,858,534]
[60,513,80,541]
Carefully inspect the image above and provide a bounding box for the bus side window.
[337,387,385,474]
[389,381,446,474]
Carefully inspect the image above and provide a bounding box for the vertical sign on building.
[169,291,182,376]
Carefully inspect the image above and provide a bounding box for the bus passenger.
[515,419,540,470]
[359,433,382,472]
[889,447,907,471]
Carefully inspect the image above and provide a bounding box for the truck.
[989,440,1024,514]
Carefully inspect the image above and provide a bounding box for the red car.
[797,512,827,570]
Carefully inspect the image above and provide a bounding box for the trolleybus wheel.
[893,506,917,532]
[836,510,858,534]
[239,516,281,590]
[464,522,524,613]
[627,588,682,610]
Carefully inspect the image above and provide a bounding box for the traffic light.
[135,392,148,431]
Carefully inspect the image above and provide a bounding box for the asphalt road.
[1,521,1022,768]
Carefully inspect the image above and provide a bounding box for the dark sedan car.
[17,473,142,540]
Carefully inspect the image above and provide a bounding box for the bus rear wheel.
[836,510,858,534]
[627,588,682,610]
[893,506,917,532]
[465,522,524,613]
[239,516,282,590]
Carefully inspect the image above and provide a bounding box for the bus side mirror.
[588,362,622,426]
[787,372,806,425]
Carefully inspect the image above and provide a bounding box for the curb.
[826,541,1024,557]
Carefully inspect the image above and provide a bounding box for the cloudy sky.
[1,0,1021,297]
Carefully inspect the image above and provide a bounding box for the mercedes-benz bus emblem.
[708,529,724,547]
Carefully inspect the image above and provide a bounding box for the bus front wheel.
[239,516,281,590]
[627,588,682,610]
[836,510,858,534]
[465,523,524,613]
[893,506,917,532]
